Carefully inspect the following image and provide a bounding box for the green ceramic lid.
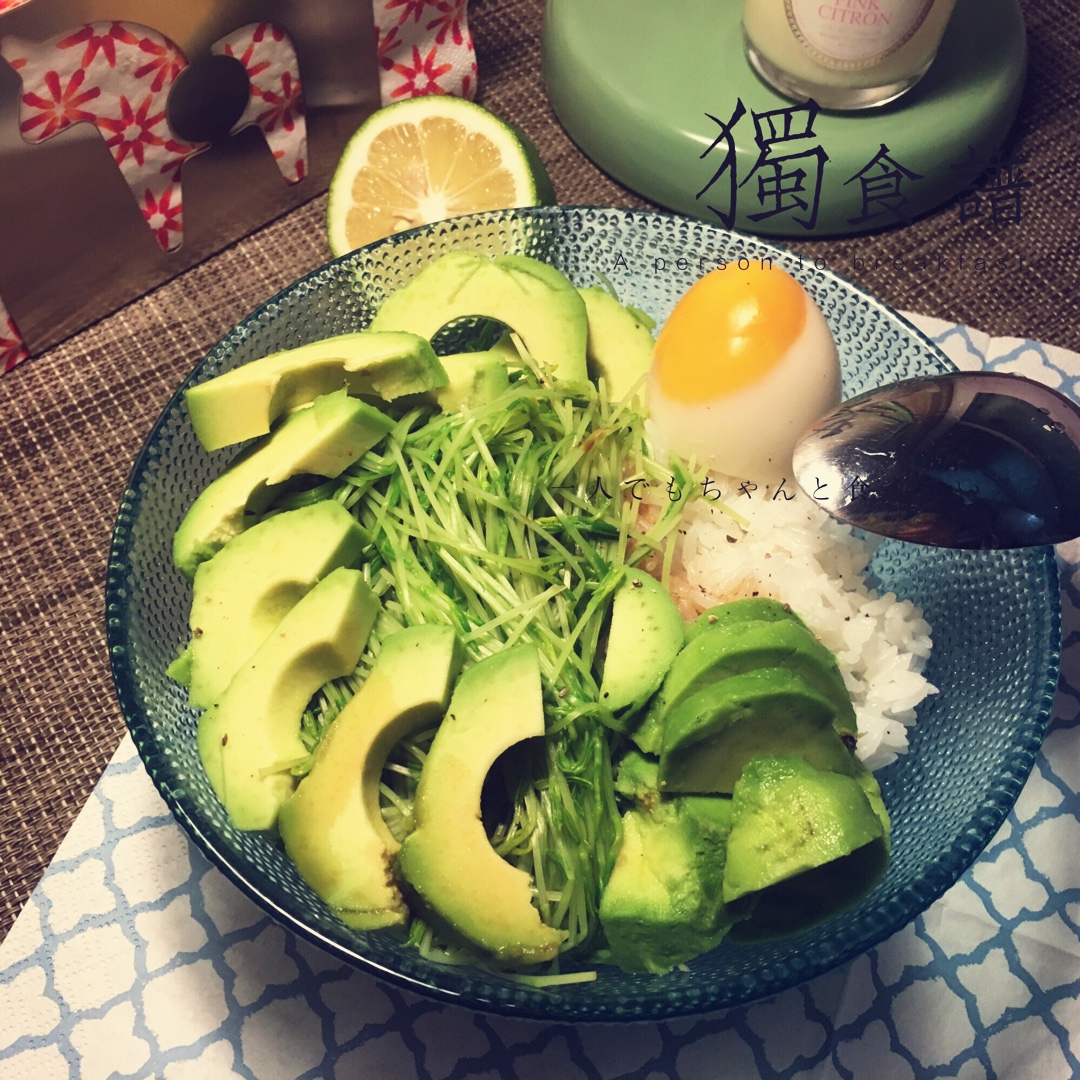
[542,0,1026,237]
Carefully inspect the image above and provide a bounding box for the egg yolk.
[653,265,808,403]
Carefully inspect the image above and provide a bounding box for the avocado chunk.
[600,793,736,974]
[686,596,806,644]
[599,567,685,723]
[613,748,663,807]
[197,567,380,831]
[855,764,892,847]
[432,347,512,412]
[727,756,890,940]
[185,331,445,452]
[174,391,390,579]
[278,625,464,930]
[397,644,566,964]
[658,668,860,795]
[632,616,856,754]
[368,251,588,386]
[722,756,886,915]
[578,286,655,403]
[176,501,368,710]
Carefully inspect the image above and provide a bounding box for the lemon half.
[326,97,554,257]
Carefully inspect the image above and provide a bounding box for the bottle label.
[784,0,936,70]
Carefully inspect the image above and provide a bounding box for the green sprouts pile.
[289,367,693,961]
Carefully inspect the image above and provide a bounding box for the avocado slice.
[722,756,886,910]
[599,567,685,723]
[578,286,655,404]
[685,596,806,644]
[397,644,566,964]
[599,793,737,974]
[726,756,890,940]
[855,764,892,848]
[185,331,446,452]
[173,390,391,579]
[632,617,856,754]
[368,251,589,386]
[175,501,368,710]
[197,567,380,831]
[278,625,464,930]
[658,668,860,795]
[613,748,663,807]
[728,757,891,941]
[431,347,512,412]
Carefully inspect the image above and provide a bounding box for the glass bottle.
[743,0,959,110]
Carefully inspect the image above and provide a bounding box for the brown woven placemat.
[1,0,1076,941]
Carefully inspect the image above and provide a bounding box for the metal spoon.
[791,371,1080,549]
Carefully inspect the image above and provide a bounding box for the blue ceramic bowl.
[106,207,1061,1021]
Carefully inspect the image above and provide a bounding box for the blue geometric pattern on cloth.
[2,321,1078,1080]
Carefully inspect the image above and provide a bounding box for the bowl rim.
[105,205,1063,1021]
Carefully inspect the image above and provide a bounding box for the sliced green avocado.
[855,763,892,850]
[722,756,885,906]
[185,331,445,452]
[599,793,736,974]
[686,596,806,644]
[599,567,685,722]
[278,625,464,930]
[197,567,380,831]
[613,749,662,807]
[174,390,389,579]
[432,347,512,412]
[368,251,588,386]
[176,501,368,710]
[578,286,655,404]
[632,617,856,754]
[658,668,860,795]
[397,644,566,964]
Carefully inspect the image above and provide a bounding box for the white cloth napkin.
[2,318,1078,1080]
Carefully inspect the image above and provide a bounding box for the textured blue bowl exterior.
[106,207,1061,1021]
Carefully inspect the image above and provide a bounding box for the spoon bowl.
[792,371,1080,549]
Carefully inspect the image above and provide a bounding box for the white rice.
[663,478,937,771]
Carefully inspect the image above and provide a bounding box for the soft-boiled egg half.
[647,264,841,483]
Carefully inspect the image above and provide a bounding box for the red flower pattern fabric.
[1,312,26,375]
[1,22,204,254]
[0,2,478,372]
[377,0,476,102]
[212,23,307,185]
